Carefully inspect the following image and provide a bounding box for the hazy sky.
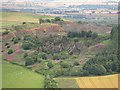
[3,0,119,2]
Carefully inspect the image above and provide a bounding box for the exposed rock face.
[35,35,90,56]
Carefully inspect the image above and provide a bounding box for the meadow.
[1,12,54,28]
[2,61,44,88]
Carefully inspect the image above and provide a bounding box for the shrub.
[60,62,69,68]
[44,76,58,88]
[67,31,98,39]
[78,21,82,24]
[74,61,80,66]
[54,17,61,21]
[7,46,10,48]
[13,37,20,44]
[39,18,44,24]
[37,52,47,60]
[14,26,23,31]
[2,30,9,35]
[24,35,32,41]
[8,49,14,54]
[5,43,9,46]
[78,70,89,76]
[22,41,33,50]
[25,56,34,66]
[47,61,54,68]
[92,33,98,39]
[24,53,28,58]
[46,19,51,23]
[87,64,107,75]
[53,51,68,60]
[22,22,26,25]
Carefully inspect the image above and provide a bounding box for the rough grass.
[2,61,44,88]
[1,12,54,27]
[55,78,79,88]
[2,21,21,27]
[101,40,111,45]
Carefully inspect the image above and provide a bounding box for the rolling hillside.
[1,12,119,89]
[2,61,44,88]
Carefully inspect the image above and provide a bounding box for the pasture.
[1,12,54,27]
[2,61,44,88]
[55,78,79,88]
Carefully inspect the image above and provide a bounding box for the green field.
[55,78,79,88]
[1,12,54,27]
[2,61,44,88]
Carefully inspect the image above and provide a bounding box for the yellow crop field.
[75,74,119,88]
[56,74,119,89]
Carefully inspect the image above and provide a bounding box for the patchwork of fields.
[2,61,44,88]
[55,74,119,88]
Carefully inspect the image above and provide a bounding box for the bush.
[37,52,47,60]
[22,22,26,25]
[25,56,34,66]
[47,61,54,68]
[24,53,28,58]
[46,19,51,23]
[8,49,14,54]
[13,37,20,44]
[5,43,9,46]
[54,17,61,21]
[53,51,68,60]
[87,64,107,75]
[78,70,89,76]
[14,25,23,31]
[92,33,98,39]
[78,21,82,24]
[67,31,98,39]
[7,46,10,48]
[22,41,33,50]
[39,18,44,24]
[44,76,58,88]
[24,35,32,41]
[60,62,70,68]
[2,30,9,35]
[74,61,80,66]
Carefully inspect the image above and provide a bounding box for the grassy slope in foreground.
[2,61,44,88]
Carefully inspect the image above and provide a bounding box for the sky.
[2,0,119,2]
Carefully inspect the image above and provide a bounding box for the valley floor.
[55,74,119,88]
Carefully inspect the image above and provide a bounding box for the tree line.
[67,31,98,39]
